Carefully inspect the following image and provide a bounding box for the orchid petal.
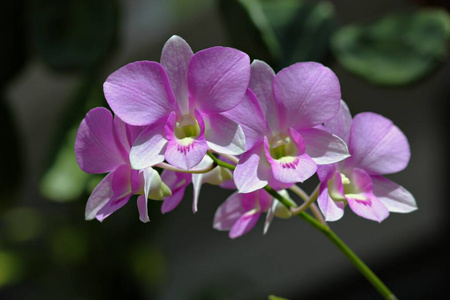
[317,164,338,182]
[224,89,269,150]
[317,183,345,222]
[104,61,177,126]
[249,60,280,131]
[346,193,389,223]
[160,171,191,213]
[137,194,150,223]
[298,128,349,165]
[264,199,277,234]
[85,165,131,220]
[234,143,271,193]
[204,113,245,155]
[325,100,352,144]
[191,173,203,213]
[371,175,417,213]
[348,112,410,175]
[75,107,127,174]
[264,132,316,184]
[130,121,167,169]
[113,116,133,154]
[229,210,261,239]
[96,195,131,222]
[213,192,245,231]
[160,35,193,115]
[164,111,208,170]
[188,47,250,113]
[273,62,341,130]
[143,167,157,200]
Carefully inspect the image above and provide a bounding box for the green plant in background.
[220,0,450,85]
[332,9,450,85]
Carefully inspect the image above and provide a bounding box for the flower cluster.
[75,36,416,238]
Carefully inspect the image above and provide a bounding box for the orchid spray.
[75,35,416,299]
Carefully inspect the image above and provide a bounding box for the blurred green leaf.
[40,126,91,202]
[0,250,24,287]
[219,0,337,69]
[332,9,450,86]
[268,296,289,300]
[3,207,43,242]
[51,226,87,265]
[130,244,167,291]
[31,0,119,71]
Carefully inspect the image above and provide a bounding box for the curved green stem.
[209,154,397,300]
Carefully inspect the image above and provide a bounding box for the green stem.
[210,154,397,300]
[207,150,236,170]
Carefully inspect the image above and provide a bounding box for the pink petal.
[142,167,161,200]
[264,132,317,184]
[249,60,280,132]
[348,112,410,175]
[345,168,389,222]
[137,194,150,223]
[299,127,349,165]
[160,35,193,115]
[273,62,341,130]
[229,211,261,239]
[188,47,250,113]
[213,192,245,231]
[371,175,417,213]
[317,163,338,182]
[317,183,345,222]
[204,113,245,155]
[130,121,168,169]
[324,100,352,144]
[346,193,389,223]
[96,195,131,222]
[160,171,191,213]
[164,111,208,170]
[104,61,177,126]
[75,107,127,174]
[85,165,131,220]
[224,88,269,151]
[234,143,272,193]
[113,116,132,153]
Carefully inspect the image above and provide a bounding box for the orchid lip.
[174,114,201,139]
[269,134,296,159]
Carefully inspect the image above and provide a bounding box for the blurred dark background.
[1,0,449,299]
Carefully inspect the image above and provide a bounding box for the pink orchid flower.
[232,60,350,193]
[213,188,292,239]
[317,101,417,222]
[75,107,171,223]
[103,35,250,170]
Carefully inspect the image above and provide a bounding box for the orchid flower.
[103,35,250,171]
[232,60,350,193]
[317,101,417,222]
[75,107,171,223]
[213,188,292,239]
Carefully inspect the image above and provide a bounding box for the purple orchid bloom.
[213,189,272,239]
[213,188,292,239]
[317,101,417,222]
[75,107,171,223]
[232,60,350,193]
[103,35,250,171]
